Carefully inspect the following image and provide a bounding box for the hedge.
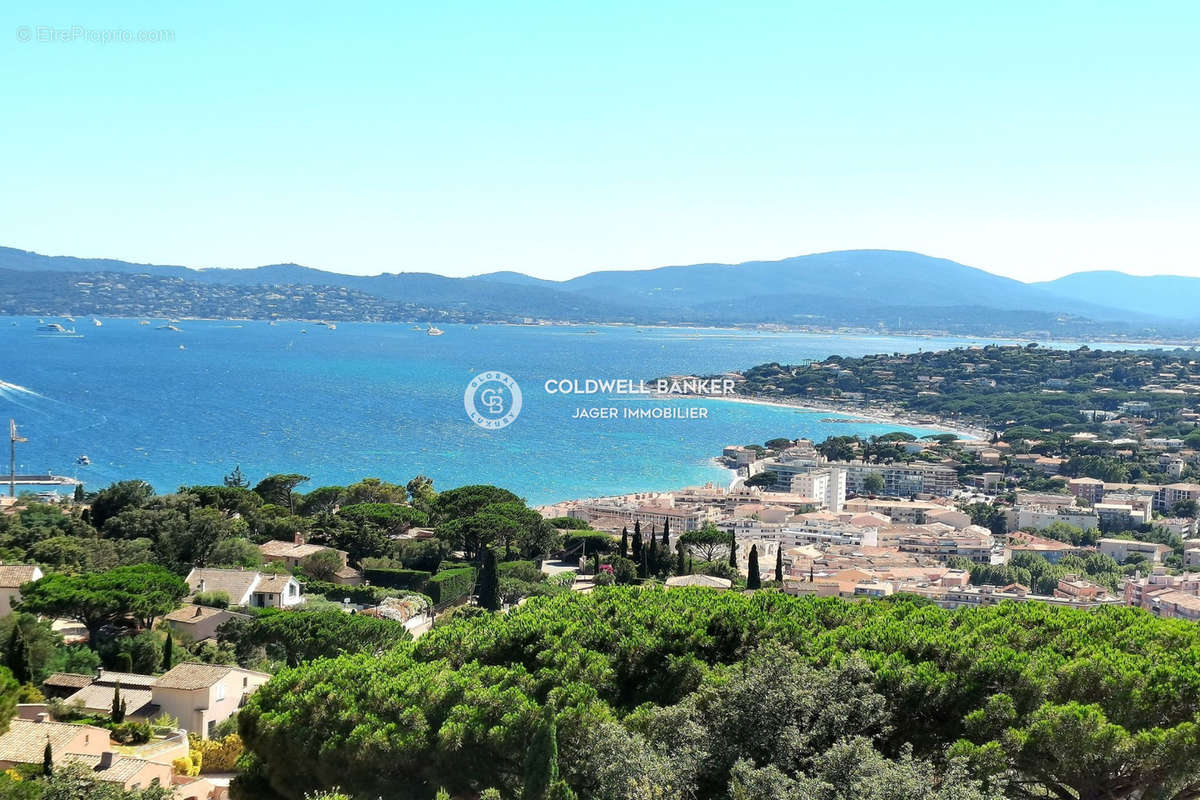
[426,566,476,606]
[301,578,431,608]
[561,530,618,555]
[363,567,433,592]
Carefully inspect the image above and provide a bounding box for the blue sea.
[0,318,1093,505]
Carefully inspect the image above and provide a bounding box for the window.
[216,683,225,701]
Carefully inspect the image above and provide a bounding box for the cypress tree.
[661,519,670,547]
[809,564,815,583]
[747,545,761,589]
[620,527,629,558]
[111,682,125,723]
[162,631,175,671]
[675,540,686,575]
[728,535,738,568]
[42,738,52,776]
[478,549,501,611]
[638,547,648,580]
[648,536,658,575]
[775,547,783,582]
[591,553,600,575]
[6,624,31,685]
[73,483,84,503]
[522,706,559,800]
[631,528,643,564]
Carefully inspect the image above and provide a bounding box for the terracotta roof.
[258,540,330,560]
[254,574,296,594]
[164,604,229,624]
[185,568,259,602]
[64,684,154,716]
[0,564,41,588]
[42,673,95,690]
[0,719,107,764]
[66,753,158,784]
[154,663,236,690]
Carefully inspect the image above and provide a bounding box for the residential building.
[60,670,157,720]
[0,564,43,615]
[1097,538,1173,564]
[258,534,348,571]
[163,604,248,644]
[184,568,303,609]
[1067,477,1105,505]
[0,716,110,769]
[1006,531,1081,563]
[152,663,271,739]
[1013,505,1099,533]
[787,467,847,512]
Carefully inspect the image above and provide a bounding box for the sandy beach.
[706,392,990,441]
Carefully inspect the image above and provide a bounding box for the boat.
[268,320,277,326]
[139,320,150,326]
[76,455,90,466]
[327,324,336,330]
[158,324,181,332]
[36,323,82,338]
[92,318,103,327]
[64,316,76,323]
[427,325,444,336]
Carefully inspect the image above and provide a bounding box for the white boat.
[92,318,103,327]
[36,323,82,338]
[64,316,76,323]
[139,320,150,326]
[158,324,181,332]
[427,325,444,336]
[327,324,336,330]
[76,455,90,466]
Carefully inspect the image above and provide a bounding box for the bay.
[0,318,1089,505]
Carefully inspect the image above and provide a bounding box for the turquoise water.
[0,319,1057,504]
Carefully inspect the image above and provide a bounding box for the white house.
[0,564,43,616]
[151,663,272,738]
[184,568,303,608]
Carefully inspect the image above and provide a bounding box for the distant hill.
[2,245,1196,335]
[1034,271,1200,320]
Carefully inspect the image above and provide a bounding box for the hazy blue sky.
[2,1,1197,281]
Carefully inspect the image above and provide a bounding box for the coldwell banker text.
[545,376,736,421]
[544,377,736,395]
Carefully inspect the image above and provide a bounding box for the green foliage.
[546,517,590,530]
[252,474,310,513]
[361,566,432,593]
[522,707,559,800]
[193,590,231,609]
[217,607,410,668]
[18,564,187,640]
[426,567,476,606]
[559,530,616,555]
[477,550,501,612]
[239,589,1200,800]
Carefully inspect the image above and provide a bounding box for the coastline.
[705,392,990,441]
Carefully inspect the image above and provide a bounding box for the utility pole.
[9,419,26,497]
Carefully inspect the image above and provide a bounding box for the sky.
[1,1,1197,282]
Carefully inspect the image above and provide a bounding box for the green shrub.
[426,566,475,605]
[194,590,231,609]
[546,516,590,530]
[362,567,432,592]
[109,720,152,744]
[561,530,617,554]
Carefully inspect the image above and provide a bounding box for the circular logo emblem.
[464,371,522,429]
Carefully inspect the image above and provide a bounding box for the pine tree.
[728,535,738,567]
[619,527,629,558]
[478,549,501,611]
[6,624,31,685]
[162,631,174,671]
[224,465,249,488]
[747,545,761,589]
[42,738,52,776]
[775,547,784,583]
[111,682,125,723]
[522,707,559,800]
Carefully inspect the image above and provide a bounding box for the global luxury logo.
[464,370,522,429]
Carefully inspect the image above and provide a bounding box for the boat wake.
[0,379,44,399]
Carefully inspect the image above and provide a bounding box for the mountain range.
[1,245,1196,336]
